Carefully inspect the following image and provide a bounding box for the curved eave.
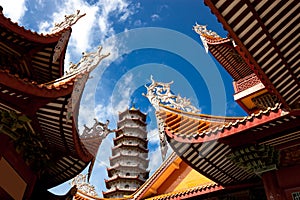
[159,104,284,143]
[0,69,75,98]
[0,13,70,44]
[204,0,300,109]
[40,156,90,189]
[36,99,93,188]
[160,105,300,186]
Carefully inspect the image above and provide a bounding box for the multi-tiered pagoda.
[103,108,149,198]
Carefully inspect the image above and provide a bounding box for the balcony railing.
[233,73,262,93]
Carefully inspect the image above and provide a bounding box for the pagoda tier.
[107,163,149,178]
[105,175,146,189]
[115,127,147,139]
[112,143,149,154]
[110,152,149,168]
[117,117,147,129]
[113,134,148,147]
[102,187,136,199]
[104,108,149,199]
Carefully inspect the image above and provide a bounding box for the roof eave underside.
[0,13,70,82]
[36,96,93,188]
[204,0,300,109]
[159,105,300,186]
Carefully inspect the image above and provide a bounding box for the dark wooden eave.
[0,12,70,83]
[204,0,300,109]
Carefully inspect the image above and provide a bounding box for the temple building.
[103,108,149,198]
[0,6,109,199]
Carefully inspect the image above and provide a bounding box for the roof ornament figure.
[71,174,98,197]
[81,119,114,140]
[51,10,86,33]
[66,46,110,123]
[143,76,200,160]
[66,46,110,75]
[193,23,222,53]
[143,75,200,113]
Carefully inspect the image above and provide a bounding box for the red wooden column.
[262,170,286,200]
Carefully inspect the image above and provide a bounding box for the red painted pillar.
[262,170,286,200]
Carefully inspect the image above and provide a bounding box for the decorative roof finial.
[143,76,200,161]
[71,174,98,196]
[193,23,222,53]
[65,45,110,75]
[81,119,114,140]
[143,75,200,113]
[51,10,86,33]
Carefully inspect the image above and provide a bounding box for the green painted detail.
[0,110,51,172]
[227,145,280,175]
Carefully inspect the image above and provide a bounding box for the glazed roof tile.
[145,183,223,200]
[157,103,283,143]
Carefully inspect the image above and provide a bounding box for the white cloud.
[0,0,27,23]
[151,14,160,21]
[147,128,159,145]
[148,147,162,174]
[96,0,132,36]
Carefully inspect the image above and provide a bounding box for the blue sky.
[0,0,246,196]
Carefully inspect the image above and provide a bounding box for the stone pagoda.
[103,107,149,198]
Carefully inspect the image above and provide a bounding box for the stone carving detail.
[71,174,98,196]
[143,75,200,113]
[157,117,168,161]
[51,10,86,33]
[52,30,71,63]
[81,119,114,140]
[65,46,110,122]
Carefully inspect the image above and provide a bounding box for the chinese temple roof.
[157,102,300,186]
[0,8,110,190]
[204,0,300,109]
[144,75,300,188]
[132,153,223,200]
